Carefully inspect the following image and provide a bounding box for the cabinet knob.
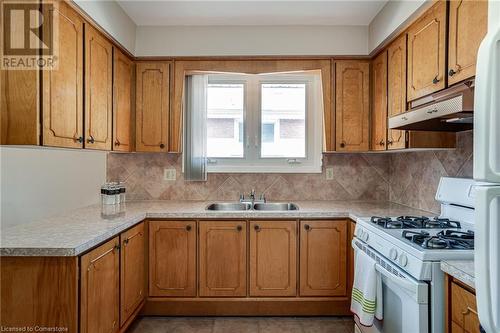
[87,136,95,144]
[254,225,261,232]
[159,143,165,149]
[448,69,457,77]
[75,136,83,143]
[114,140,120,146]
[387,140,393,145]
[236,225,242,231]
[432,76,440,84]
[304,224,311,231]
[186,225,192,231]
[124,238,129,245]
[379,140,385,146]
[340,142,346,148]
[114,244,121,251]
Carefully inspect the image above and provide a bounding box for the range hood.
[389,80,474,132]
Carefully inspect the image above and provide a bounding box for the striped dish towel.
[350,249,383,326]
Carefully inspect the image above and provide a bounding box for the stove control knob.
[399,254,408,267]
[389,248,398,260]
[363,232,369,242]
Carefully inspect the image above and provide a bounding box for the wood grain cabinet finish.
[299,220,347,297]
[85,25,113,150]
[113,49,135,152]
[42,2,84,148]
[335,61,370,152]
[407,0,447,101]
[80,237,120,333]
[447,279,481,333]
[120,222,145,326]
[448,0,488,85]
[371,51,388,151]
[249,221,297,297]
[149,221,196,297]
[199,221,247,297]
[136,62,170,152]
[348,220,356,294]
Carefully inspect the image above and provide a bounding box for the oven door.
[352,239,430,333]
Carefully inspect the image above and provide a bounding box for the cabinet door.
[451,282,480,333]
[149,221,196,297]
[199,221,247,297]
[371,51,388,151]
[42,2,84,148]
[113,49,134,152]
[335,61,370,152]
[348,220,356,294]
[299,220,347,297]
[448,0,488,85]
[387,35,407,150]
[120,222,145,326]
[249,221,297,297]
[85,25,112,150]
[80,237,120,333]
[136,62,169,152]
[407,1,446,101]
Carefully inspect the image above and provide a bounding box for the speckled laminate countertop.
[441,260,475,289]
[0,200,433,257]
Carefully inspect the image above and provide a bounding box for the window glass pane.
[207,83,244,158]
[261,83,306,158]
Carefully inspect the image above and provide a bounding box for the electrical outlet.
[164,168,176,181]
[325,167,334,180]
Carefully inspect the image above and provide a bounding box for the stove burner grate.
[402,230,474,250]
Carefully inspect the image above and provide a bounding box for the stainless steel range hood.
[389,80,474,132]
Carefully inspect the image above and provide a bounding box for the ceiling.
[117,0,388,26]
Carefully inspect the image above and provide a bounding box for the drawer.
[451,282,480,333]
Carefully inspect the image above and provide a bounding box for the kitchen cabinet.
[149,221,197,297]
[249,221,297,297]
[407,0,447,101]
[445,275,481,333]
[113,49,135,152]
[136,62,170,152]
[335,60,370,152]
[387,35,407,150]
[80,237,120,333]
[448,0,488,85]
[348,220,356,294]
[199,221,247,297]
[371,51,388,151]
[42,1,84,148]
[120,222,145,326]
[299,220,347,296]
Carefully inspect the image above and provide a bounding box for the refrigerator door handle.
[475,186,500,333]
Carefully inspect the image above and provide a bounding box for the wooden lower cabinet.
[446,275,481,333]
[249,220,297,297]
[348,220,356,294]
[149,221,197,297]
[299,220,347,296]
[80,237,120,333]
[199,221,247,297]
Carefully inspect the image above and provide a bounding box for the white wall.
[0,147,106,228]
[135,25,369,56]
[74,0,136,54]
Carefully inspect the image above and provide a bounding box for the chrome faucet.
[239,189,266,204]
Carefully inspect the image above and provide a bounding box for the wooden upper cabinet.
[42,2,84,148]
[249,221,297,297]
[407,0,447,101]
[80,237,120,333]
[448,0,488,85]
[387,35,408,150]
[199,221,247,297]
[113,49,135,152]
[85,25,113,150]
[120,222,145,326]
[136,62,170,152]
[299,220,347,297]
[335,61,370,152]
[149,221,196,297]
[371,51,388,151]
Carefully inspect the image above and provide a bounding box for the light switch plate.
[164,168,176,181]
[325,167,334,180]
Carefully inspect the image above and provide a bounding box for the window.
[201,72,322,173]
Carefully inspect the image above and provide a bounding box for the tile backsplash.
[107,131,473,214]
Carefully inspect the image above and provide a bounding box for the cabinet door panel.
[249,221,297,297]
[199,221,247,297]
[42,2,83,148]
[299,220,347,296]
[451,282,481,333]
[348,221,356,294]
[387,35,407,150]
[120,222,145,326]
[113,49,134,152]
[149,221,196,297]
[407,1,446,101]
[371,51,388,151]
[335,61,370,151]
[80,237,119,333]
[448,0,488,85]
[85,25,112,150]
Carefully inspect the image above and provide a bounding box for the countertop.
[441,260,475,289]
[0,200,433,257]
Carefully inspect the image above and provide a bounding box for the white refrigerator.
[474,1,500,332]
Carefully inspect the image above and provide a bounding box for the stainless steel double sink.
[206,202,298,211]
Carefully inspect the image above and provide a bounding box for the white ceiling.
[117,0,389,26]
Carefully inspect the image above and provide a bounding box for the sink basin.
[252,203,299,211]
[206,203,252,211]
